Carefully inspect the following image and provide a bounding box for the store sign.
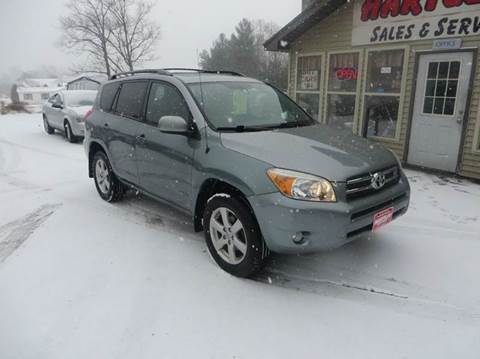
[300,70,319,90]
[335,67,358,80]
[352,0,480,46]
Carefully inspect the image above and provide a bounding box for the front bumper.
[249,172,410,254]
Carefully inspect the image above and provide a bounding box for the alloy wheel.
[209,207,248,265]
[95,158,111,194]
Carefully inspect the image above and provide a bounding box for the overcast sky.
[0,0,300,76]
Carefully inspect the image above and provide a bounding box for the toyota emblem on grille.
[371,172,386,190]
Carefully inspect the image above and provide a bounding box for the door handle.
[456,118,463,124]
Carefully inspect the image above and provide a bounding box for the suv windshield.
[188,81,315,130]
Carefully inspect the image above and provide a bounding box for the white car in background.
[42,90,97,143]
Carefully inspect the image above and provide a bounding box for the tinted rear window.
[114,81,148,119]
[100,83,120,112]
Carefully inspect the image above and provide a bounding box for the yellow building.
[266,0,480,179]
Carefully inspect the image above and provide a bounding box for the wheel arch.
[193,178,254,232]
[88,140,108,178]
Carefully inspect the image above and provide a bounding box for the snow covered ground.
[0,113,479,359]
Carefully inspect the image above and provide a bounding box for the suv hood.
[219,124,397,182]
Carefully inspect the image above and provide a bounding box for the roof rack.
[110,69,172,80]
[162,68,245,77]
[109,68,245,81]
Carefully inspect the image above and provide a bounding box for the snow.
[207,192,232,203]
[0,113,479,359]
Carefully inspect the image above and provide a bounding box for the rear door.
[105,81,148,184]
[136,81,196,210]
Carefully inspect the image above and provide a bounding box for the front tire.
[43,115,54,135]
[64,121,77,143]
[93,151,124,202]
[203,196,268,278]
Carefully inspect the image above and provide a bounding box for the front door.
[408,52,472,172]
[136,81,195,211]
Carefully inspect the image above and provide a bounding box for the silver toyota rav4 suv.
[84,69,410,278]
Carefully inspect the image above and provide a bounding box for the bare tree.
[60,0,160,76]
[60,0,119,77]
[108,0,161,71]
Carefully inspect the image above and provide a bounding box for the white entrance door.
[408,52,472,172]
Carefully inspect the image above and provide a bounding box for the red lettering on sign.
[361,0,382,21]
[360,0,480,21]
[400,0,422,16]
[443,0,463,7]
[424,0,438,11]
[381,0,401,18]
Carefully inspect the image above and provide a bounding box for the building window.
[364,49,404,139]
[24,93,33,101]
[296,55,322,121]
[326,52,359,131]
[41,93,49,100]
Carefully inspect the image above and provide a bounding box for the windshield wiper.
[216,122,311,132]
[216,125,273,132]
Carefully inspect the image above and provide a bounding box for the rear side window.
[114,81,148,119]
[100,83,120,112]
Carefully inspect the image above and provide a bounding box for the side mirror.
[157,116,191,135]
[52,102,63,109]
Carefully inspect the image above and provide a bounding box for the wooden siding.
[287,2,480,180]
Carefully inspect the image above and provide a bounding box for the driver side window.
[145,82,191,126]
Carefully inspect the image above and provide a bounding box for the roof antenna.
[198,71,210,154]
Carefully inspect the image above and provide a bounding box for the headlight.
[267,168,336,202]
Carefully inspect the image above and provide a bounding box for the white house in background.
[0,95,11,107]
[66,74,106,91]
[17,86,64,105]
[16,78,64,106]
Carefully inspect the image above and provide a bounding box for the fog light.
[292,232,304,245]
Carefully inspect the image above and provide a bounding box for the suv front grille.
[346,166,400,201]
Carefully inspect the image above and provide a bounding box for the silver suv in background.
[43,90,97,142]
[84,69,410,278]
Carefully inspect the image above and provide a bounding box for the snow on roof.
[64,73,107,85]
[20,78,63,88]
[17,86,65,94]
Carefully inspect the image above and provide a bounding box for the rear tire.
[43,115,54,135]
[93,151,124,202]
[203,195,268,278]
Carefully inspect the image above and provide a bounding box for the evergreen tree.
[199,18,288,90]
[229,19,259,77]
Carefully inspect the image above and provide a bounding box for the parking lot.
[1,113,479,359]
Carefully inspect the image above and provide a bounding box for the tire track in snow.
[0,138,83,162]
[0,204,61,263]
[253,268,479,324]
